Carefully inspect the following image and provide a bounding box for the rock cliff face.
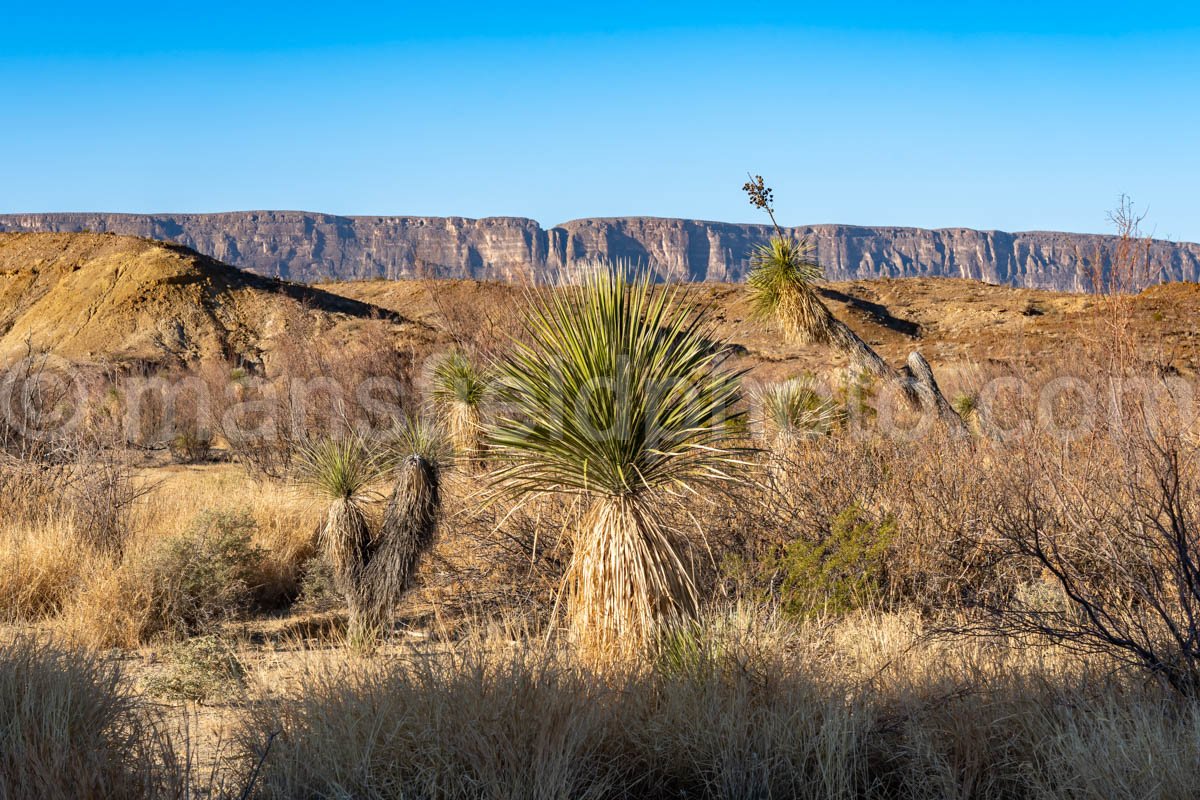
[2,212,1198,290]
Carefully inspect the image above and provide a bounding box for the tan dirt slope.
[0,232,414,365]
[325,277,1200,382]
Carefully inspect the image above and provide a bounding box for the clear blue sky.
[3,2,1198,239]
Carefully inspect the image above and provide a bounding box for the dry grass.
[0,636,187,799]
[30,465,321,647]
[233,610,1200,800]
[0,522,101,622]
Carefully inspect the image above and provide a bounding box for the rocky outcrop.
[2,212,1198,290]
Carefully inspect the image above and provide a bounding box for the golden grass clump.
[0,522,101,622]
[0,636,176,798]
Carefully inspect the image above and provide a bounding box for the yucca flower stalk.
[431,351,490,465]
[488,268,747,656]
[294,434,389,631]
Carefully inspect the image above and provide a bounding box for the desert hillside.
[323,275,1200,381]
[2,231,1198,380]
[0,232,414,365]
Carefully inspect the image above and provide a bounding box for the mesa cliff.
[2,212,1198,290]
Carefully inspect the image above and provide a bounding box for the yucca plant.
[431,351,490,464]
[746,232,891,378]
[294,434,388,633]
[757,378,843,455]
[489,268,746,656]
[361,417,448,625]
[742,175,966,430]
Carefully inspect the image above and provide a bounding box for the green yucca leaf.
[747,237,823,320]
[758,379,842,438]
[294,434,389,502]
[488,267,747,499]
[431,351,489,407]
[386,415,454,471]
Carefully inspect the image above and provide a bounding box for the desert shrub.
[0,459,74,524]
[295,555,341,613]
[145,634,247,703]
[134,509,263,640]
[68,451,144,556]
[0,439,143,556]
[217,311,414,478]
[776,504,896,619]
[423,487,571,621]
[984,424,1200,695]
[0,637,170,799]
[168,427,213,463]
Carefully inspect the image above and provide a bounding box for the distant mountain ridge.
[2,212,1198,290]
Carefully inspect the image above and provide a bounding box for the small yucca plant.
[489,267,746,656]
[757,378,842,454]
[431,351,489,464]
[361,417,447,624]
[953,392,978,419]
[387,414,453,470]
[294,434,388,632]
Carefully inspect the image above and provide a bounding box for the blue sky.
[3,2,1199,239]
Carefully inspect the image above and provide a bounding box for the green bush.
[295,555,340,613]
[139,509,263,639]
[776,504,896,619]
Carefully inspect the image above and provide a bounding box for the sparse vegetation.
[1,223,1199,796]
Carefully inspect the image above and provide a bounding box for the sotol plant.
[295,435,384,633]
[362,417,447,625]
[488,268,746,655]
[757,378,843,456]
[431,350,489,464]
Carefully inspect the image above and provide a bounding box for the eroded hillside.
[0,232,414,365]
[2,232,1197,383]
